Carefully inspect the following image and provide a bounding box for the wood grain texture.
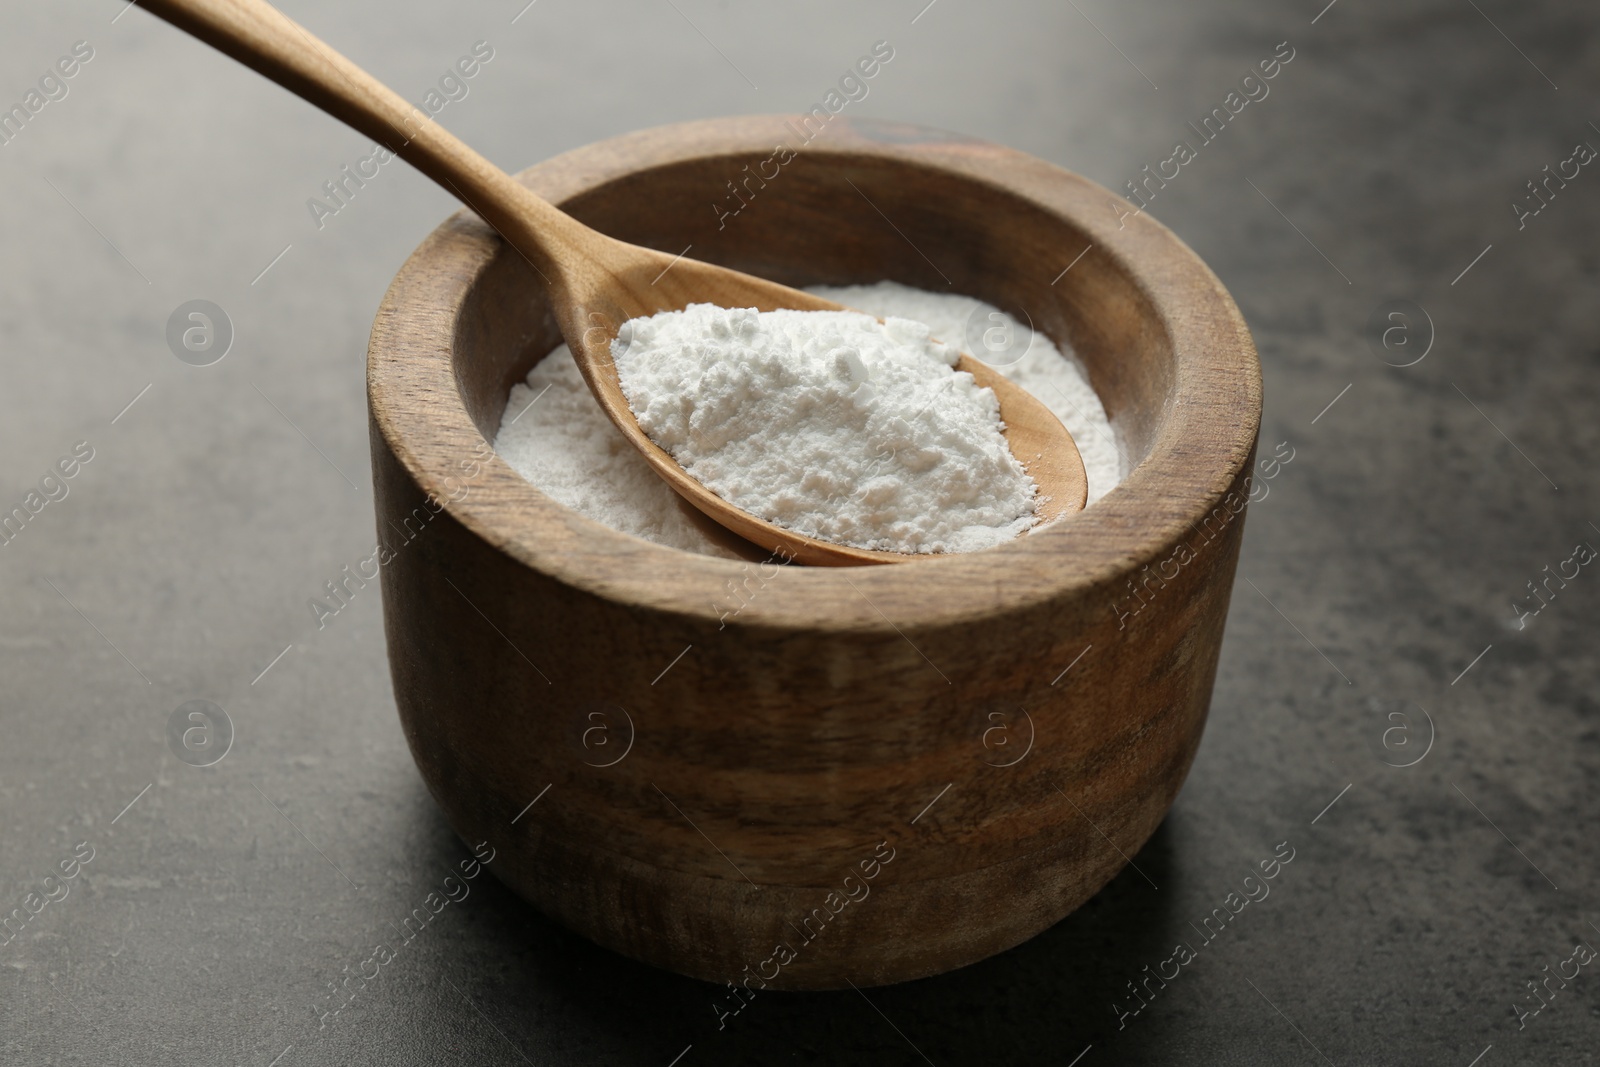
[367,116,1261,988]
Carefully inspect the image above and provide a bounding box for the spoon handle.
[138,0,585,278]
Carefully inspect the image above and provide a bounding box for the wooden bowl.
[367,116,1260,989]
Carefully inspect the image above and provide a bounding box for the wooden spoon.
[141,0,1088,565]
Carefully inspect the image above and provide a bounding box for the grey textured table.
[3,1,1597,1064]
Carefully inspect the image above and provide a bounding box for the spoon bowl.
[559,247,1087,564]
[142,0,1086,565]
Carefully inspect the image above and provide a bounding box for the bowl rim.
[367,115,1261,633]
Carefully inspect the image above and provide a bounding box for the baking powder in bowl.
[612,303,1036,554]
[495,283,1123,559]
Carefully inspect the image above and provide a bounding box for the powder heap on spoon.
[611,303,1038,554]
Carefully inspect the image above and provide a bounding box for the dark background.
[3,1,1597,1064]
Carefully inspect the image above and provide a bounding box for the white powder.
[495,283,1122,559]
[612,303,1036,554]
[810,283,1123,501]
